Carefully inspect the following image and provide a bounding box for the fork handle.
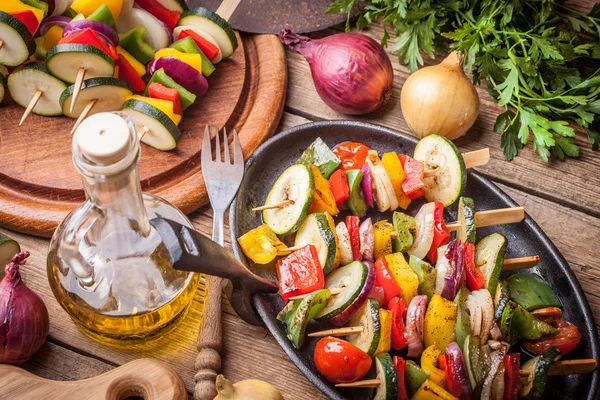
[194,210,225,400]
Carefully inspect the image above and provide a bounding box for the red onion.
[368,285,385,308]
[0,252,49,364]
[360,163,374,208]
[446,342,473,399]
[39,16,71,36]
[359,218,374,261]
[405,295,427,358]
[279,28,393,115]
[441,239,465,300]
[148,57,208,96]
[63,20,119,47]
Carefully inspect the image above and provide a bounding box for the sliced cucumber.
[0,11,35,66]
[0,73,6,103]
[60,78,132,118]
[347,298,381,356]
[475,233,506,296]
[122,98,182,151]
[374,353,398,400]
[413,135,466,207]
[46,44,115,83]
[262,164,314,235]
[316,261,368,320]
[178,7,238,58]
[8,62,67,117]
[173,25,223,64]
[457,197,475,244]
[0,233,20,279]
[295,213,337,275]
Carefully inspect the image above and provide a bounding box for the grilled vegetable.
[520,346,560,399]
[374,353,398,400]
[277,289,330,349]
[296,137,341,179]
[237,224,287,264]
[295,213,338,275]
[347,298,381,356]
[345,169,367,217]
[423,294,457,350]
[409,255,437,300]
[475,233,507,296]
[275,245,325,302]
[307,165,339,216]
[457,197,475,244]
[384,252,419,306]
[392,211,416,253]
[505,273,561,311]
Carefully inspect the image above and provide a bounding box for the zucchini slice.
[157,0,188,13]
[0,73,6,103]
[178,7,238,58]
[295,213,337,275]
[457,196,475,244]
[60,78,132,118]
[0,11,35,66]
[413,135,467,207]
[8,62,67,117]
[494,280,510,324]
[262,164,314,235]
[173,25,223,64]
[316,261,368,320]
[121,98,182,151]
[0,233,20,277]
[374,353,398,400]
[347,298,381,356]
[475,233,507,296]
[46,44,115,83]
[520,346,560,399]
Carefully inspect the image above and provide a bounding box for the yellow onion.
[213,375,284,400]
[401,52,480,140]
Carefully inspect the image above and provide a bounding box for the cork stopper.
[74,113,131,165]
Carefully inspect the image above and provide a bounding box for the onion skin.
[0,252,49,365]
[401,51,480,140]
[279,28,393,115]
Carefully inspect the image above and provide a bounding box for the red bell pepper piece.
[115,55,145,92]
[388,297,408,351]
[393,356,409,400]
[10,10,39,35]
[374,257,401,304]
[178,29,220,61]
[275,244,325,302]
[463,242,485,290]
[135,0,181,30]
[346,216,361,261]
[148,82,182,115]
[504,353,520,400]
[438,354,462,398]
[329,169,350,207]
[427,201,450,263]
[59,28,118,60]
[398,154,425,199]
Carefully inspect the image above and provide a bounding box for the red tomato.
[333,142,371,170]
[523,319,581,355]
[314,337,372,384]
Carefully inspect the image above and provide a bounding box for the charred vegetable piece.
[454,287,472,351]
[373,353,398,400]
[427,201,450,264]
[463,335,490,391]
[475,232,507,296]
[373,309,393,356]
[423,294,457,350]
[329,168,349,207]
[412,379,456,400]
[296,137,341,179]
[307,165,339,216]
[500,300,558,344]
[313,337,372,384]
[373,220,394,260]
[392,211,416,253]
[346,169,368,217]
[367,150,399,212]
[457,197,476,244]
[520,346,560,399]
[405,360,430,397]
[420,345,446,388]
[294,213,338,275]
[237,224,287,264]
[381,152,411,209]
[347,298,381,356]
[385,252,419,306]
[277,289,331,349]
[398,154,425,199]
[374,256,401,304]
[505,273,561,311]
[409,255,437,300]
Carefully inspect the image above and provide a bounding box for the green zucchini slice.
[457,196,476,244]
[413,134,467,206]
[121,98,182,151]
[454,287,473,351]
[0,11,35,66]
[263,164,314,235]
[347,298,381,356]
[494,280,510,324]
[475,233,507,296]
[316,261,368,320]
[178,7,238,58]
[46,44,115,83]
[0,73,6,103]
[374,353,398,400]
[520,346,560,399]
[60,78,132,119]
[294,213,337,275]
[8,62,67,117]
[157,0,189,13]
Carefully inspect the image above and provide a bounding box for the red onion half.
[63,20,120,47]
[446,342,473,399]
[279,28,393,115]
[405,295,427,358]
[39,16,71,36]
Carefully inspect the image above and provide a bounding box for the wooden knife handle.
[194,275,223,400]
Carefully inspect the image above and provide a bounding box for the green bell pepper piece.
[296,138,341,179]
[506,273,561,311]
[87,4,116,29]
[170,37,216,77]
[276,289,331,349]
[146,68,197,111]
[392,211,416,252]
[408,255,437,300]
[501,300,558,344]
[345,169,367,217]
[119,27,155,64]
[405,360,430,397]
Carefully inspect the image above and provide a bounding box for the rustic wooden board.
[0,33,287,238]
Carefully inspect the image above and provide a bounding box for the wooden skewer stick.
[277,245,305,254]
[71,99,97,134]
[309,326,363,337]
[70,67,86,114]
[19,90,42,126]
[252,199,295,211]
[423,148,491,177]
[215,0,241,21]
[446,207,525,232]
[138,125,149,141]
[288,287,344,301]
[336,359,597,388]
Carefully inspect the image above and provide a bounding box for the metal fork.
[194,125,244,400]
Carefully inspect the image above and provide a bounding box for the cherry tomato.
[333,142,371,170]
[313,337,372,383]
[523,319,581,355]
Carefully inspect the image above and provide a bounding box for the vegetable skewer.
[70,67,86,113]
[19,90,42,126]
[71,98,97,134]
[445,207,524,231]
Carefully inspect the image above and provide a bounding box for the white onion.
[466,289,494,343]
[406,295,427,358]
[116,7,170,50]
[434,245,449,295]
[336,222,353,266]
[366,151,398,212]
[408,202,435,259]
[52,0,73,17]
[359,218,374,261]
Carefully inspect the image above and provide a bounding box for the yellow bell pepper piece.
[373,309,392,356]
[154,48,203,74]
[117,46,146,77]
[43,25,63,50]
[308,165,339,217]
[1,0,44,24]
[71,0,123,19]
[127,95,182,125]
[381,152,411,210]
[373,220,394,260]
[420,345,446,389]
[324,212,341,270]
[384,252,419,306]
[237,224,287,264]
[423,294,457,350]
[411,379,458,400]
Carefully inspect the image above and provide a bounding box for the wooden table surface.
[5,6,600,400]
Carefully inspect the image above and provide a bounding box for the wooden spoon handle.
[0,359,186,400]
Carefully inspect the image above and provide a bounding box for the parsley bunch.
[327,0,600,161]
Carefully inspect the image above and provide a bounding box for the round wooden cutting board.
[0,33,287,237]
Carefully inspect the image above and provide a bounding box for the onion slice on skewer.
[406,295,427,357]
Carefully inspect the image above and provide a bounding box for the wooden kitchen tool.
[0,358,187,400]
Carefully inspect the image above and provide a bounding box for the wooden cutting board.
[0,33,287,238]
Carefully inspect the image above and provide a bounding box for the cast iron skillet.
[230,120,599,400]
